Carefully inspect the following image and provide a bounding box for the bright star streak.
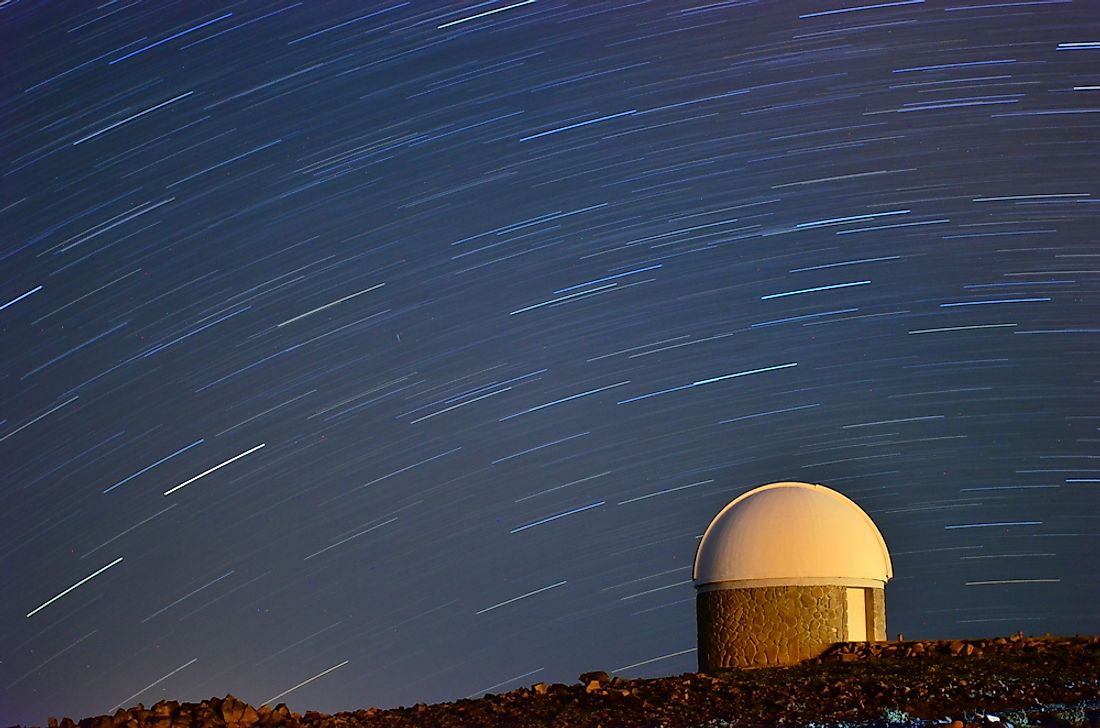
[618,363,798,404]
[476,580,567,614]
[939,298,1050,307]
[439,0,536,29]
[966,579,1061,585]
[465,667,545,699]
[163,443,265,495]
[109,659,198,712]
[140,571,236,623]
[303,518,398,561]
[944,521,1043,529]
[800,0,923,18]
[761,281,870,300]
[613,648,696,673]
[501,381,630,420]
[72,92,194,145]
[520,109,637,142]
[264,661,350,705]
[0,396,79,445]
[908,323,1018,334]
[108,14,232,64]
[510,502,604,533]
[104,439,205,493]
[26,557,123,618]
[277,283,384,327]
[0,285,43,312]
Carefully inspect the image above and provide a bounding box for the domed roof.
[692,481,892,587]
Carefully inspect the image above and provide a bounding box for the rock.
[48,719,58,728]
[579,670,610,684]
[10,636,1100,728]
[220,695,244,725]
[221,694,259,728]
[194,702,219,726]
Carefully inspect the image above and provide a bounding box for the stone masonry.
[697,585,886,671]
[869,586,887,643]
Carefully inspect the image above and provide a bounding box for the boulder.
[220,695,259,728]
[579,670,610,684]
[151,701,177,718]
[194,702,220,726]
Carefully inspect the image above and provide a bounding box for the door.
[846,587,867,641]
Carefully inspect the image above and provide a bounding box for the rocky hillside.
[12,634,1100,728]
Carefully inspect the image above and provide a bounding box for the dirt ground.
[18,634,1100,728]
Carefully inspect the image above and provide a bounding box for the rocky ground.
[13,634,1100,728]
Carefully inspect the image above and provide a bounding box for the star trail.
[2,1,1099,724]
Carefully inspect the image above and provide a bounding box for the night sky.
[3,0,1100,723]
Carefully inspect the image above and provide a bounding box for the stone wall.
[696,585,846,671]
[869,587,887,641]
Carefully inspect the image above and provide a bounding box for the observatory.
[693,481,892,670]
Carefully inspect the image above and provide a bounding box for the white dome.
[693,481,892,587]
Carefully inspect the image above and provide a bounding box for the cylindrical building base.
[696,584,886,671]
